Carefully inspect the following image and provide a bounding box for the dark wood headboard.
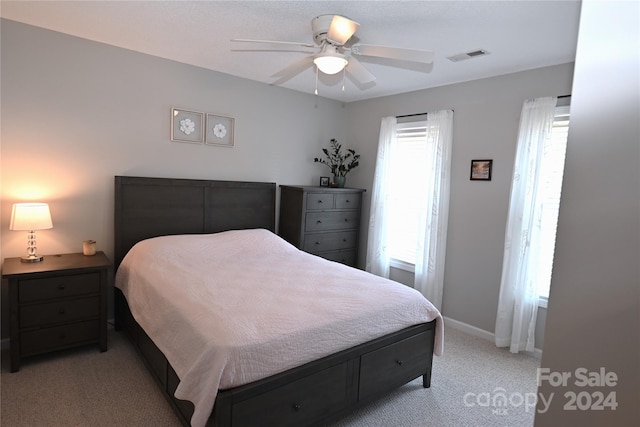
[114,176,276,268]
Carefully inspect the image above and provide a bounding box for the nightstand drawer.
[305,211,360,232]
[21,320,99,357]
[20,296,100,328]
[303,231,357,253]
[306,193,335,210]
[19,272,100,302]
[335,193,361,209]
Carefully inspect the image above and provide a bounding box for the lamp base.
[20,255,44,263]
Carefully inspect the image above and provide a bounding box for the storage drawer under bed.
[232,362,350,427]
[358,329,434,401]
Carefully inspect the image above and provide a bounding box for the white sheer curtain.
[366,111,453,311]
[365,116,396,278]
[414,110,454,310]
[495,96,557,353]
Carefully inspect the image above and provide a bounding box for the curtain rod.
[396,109,455,118]
[396,112,428,118]
[396,96,569,118]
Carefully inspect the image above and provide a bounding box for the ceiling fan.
[231,14,434,91]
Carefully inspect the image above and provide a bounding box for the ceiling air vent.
[447,49,490,62]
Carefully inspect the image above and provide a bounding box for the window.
[367,112,452,309]
[387,120,431,269]
[537,105,570,305]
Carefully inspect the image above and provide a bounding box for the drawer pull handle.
[317,200,323,204]
[344,218,348,222]
[293,403,301,411]
[58,284,66,290]
[396,359,404,366]
[59,309,66,315]
[343,238,347,242]
[315,241,321,245]
[316,220,322,224]
[59,334,66,340]
[345,199,350,203]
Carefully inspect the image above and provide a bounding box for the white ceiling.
[0,0,581,102]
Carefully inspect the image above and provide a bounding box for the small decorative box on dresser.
[279,185,366,267]
[2,252,112,372]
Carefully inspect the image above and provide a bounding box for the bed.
[113,176,442,427]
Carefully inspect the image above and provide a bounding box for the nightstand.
[3,252,111,372]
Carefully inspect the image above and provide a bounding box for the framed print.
[319,177,330,187]
[205,114,235,147]
[171,108,204,143]
[470,159,493,181]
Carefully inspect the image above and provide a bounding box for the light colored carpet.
[1,324,539,426]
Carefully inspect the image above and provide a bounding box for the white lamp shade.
[10,203,53,231]
[313,53,349,75]
[326,15,359,45]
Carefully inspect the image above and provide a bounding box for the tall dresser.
[279,185,365,267]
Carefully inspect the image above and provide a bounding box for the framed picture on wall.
[470,159,493,181]
[205,114,235,147]
[171,108,204,143]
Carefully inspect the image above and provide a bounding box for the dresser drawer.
[303,231,358,253]
[20,320,99,357]
[305,211,360,232]
[19,272,100,302]
[306,193,334,210]
[20,296,100,328]
[321,250,356,266]
[358,332,432,400]
[233,362,349,427]
[335,193,361,209]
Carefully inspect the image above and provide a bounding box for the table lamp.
[10,203,53,262]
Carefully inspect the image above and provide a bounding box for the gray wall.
[0,20,348,337]
[1,19,348,258]
[536,1,640,425]
[344,63,574,343]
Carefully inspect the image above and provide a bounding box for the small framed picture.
[470,159,493,181]
[205,114,235,147]
[171,108,204,143]
[319,177,330,187]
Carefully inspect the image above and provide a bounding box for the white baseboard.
[443,315,542,359]
[443,316,495,340]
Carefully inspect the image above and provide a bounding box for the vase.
[334,176,346,188]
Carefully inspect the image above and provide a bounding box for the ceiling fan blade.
[326,15,359,46]
[231,38,315,49]
[270,56,314,85]
[351,44,434,64]
[346,56,376,84]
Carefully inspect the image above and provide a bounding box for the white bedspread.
[115,229,443,427]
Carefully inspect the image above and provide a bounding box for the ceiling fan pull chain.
[342,67,346,92]
[314,65,319,95]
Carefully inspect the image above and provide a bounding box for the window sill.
[389,258,415,273]
[538,296,548,308]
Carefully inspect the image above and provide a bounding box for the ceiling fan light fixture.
[313,52,348,75]
[326,15,359,45]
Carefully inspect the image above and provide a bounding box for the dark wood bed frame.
[113,175,437,427]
